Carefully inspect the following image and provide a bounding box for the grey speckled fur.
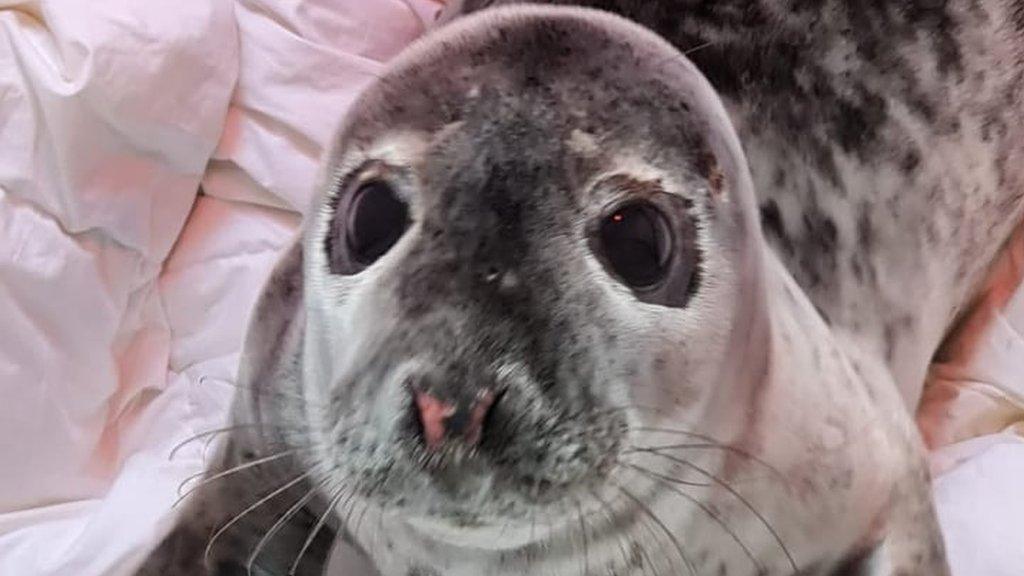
[135,2,1023,576]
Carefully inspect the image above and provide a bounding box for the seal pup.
[135,2,1024,575]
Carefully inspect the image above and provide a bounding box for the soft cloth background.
[0,1,1020,574]
[0,1,438,574]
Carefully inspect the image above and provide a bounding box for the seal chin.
[401,480,621,553]
[401,470,651,554]
[406,513,543,550]
[387,443,618,524]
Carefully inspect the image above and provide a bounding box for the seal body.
[135,2,1024,576]
[451,0,1024,408]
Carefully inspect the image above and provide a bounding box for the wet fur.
[135,2,1024,576]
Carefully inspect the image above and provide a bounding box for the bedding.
[0,1,1019,574]
[919,224,1024,576]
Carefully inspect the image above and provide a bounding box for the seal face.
[304,7,757,535]
[295,8,857,576]
[134,2,1024,576]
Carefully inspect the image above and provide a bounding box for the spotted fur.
[136,2,1023,576]
[454,0,1024,405]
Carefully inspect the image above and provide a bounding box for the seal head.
[301,4,773,559]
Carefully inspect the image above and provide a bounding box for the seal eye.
[345,180,409,266]
[327,176,410,275]
[597,201,673,289]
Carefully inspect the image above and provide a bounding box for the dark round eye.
[327,177,410,275]
[597,201,673,289]
[345,180,409,266]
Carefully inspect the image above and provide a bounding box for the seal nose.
[413,389,497,450]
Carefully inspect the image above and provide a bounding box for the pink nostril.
[414,391,456,450]
[413,390,496,450]
[465,390,496,446]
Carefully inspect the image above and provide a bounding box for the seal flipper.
[133,238,341,576]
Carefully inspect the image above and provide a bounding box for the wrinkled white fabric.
[202,0,439,213]
[0,1,1021,575]
[920,224,1024,576]
[0,1,238,573]
[0,1,436,574]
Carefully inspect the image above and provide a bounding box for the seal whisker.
[336,483,362,539]
[616,456,710,487]
[624,462,764,573]
[168,423,307,460]
[555,499,581,574]
[682,40,715,56]
[629,507,670,576]
[289,482,349,575]
[197,375,322,406]
[626,439,788,483]
[247,475,334,575]
[204,469,316,566]
[630,424,732,444]
[519,499,553,567]
[607,403,769,450]
[574,498,590,576]
[174,448,312,506]
[495,506,514,541]
[587,487,639,576]
[351,496,374,546]
[613,481,696,576]
[374,505,389,565]
[528,501,538,549]
[175,470,207,497]
[624,449,783,489]
[631,528,660,576]
[640,449,799,572]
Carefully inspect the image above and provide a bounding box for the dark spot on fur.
[856,204,874,251]
[1011,1,1024,32]
[829,468,854,490]
[697,149,727,196]
[900,148,922,174]
[850,256,864,282]
[796,203,839,289]
[773,166,788,187]
[832,88,888,153]
[884,323,897,363]
[760,199,795,255]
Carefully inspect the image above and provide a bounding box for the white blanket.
[0,2,1020,575]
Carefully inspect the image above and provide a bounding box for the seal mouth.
[407,409,624,512]
[332,385,628,531]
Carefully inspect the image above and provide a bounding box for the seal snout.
[413,388,498,450]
